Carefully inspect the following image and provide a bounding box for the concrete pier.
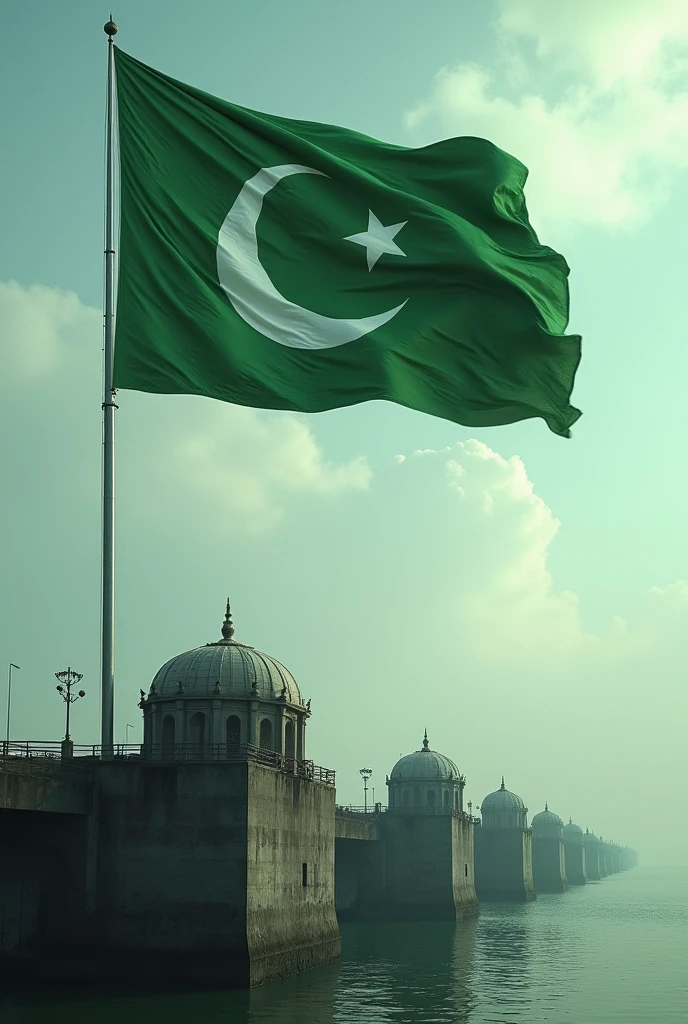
[562,820,587,885]
[531,806,569,893]
[583,830,602,880]
[600,841,616,876]
[0,749,340,988]
[85,760,340,987]
[474,824,536,901]
[382,810,478,920]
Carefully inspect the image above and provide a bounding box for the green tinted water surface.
[2,867,685,1023]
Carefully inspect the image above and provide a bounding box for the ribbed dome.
[149,602,301,703]
[563,819,584,837]
[583,830,599,845]
[532,805,564,829]
[481,779,526,811]
[390,732,460,781]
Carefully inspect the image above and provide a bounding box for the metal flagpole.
[102,17,119,756]
[5,664,21,747]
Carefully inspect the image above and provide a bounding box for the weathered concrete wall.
[90,761,250,984]
[2,760,339,988]
[474,828,536,902]
[333,811,383,918]
[602,845,617,875]
[68,761,339,987]
[335,837,363,914]
[0,760,93,815]
[334,836,384,919]
[451,817,479,916]
[334,811,380,841]
[532,837,569,893]
[0,808,96,969]
[381,813,478,920]
[584,842,601,880]
[564,840,587,885]
[245,763,340,986]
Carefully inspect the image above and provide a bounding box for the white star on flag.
[344,210,408,271]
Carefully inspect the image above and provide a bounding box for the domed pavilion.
[479,778,528,829]
[140,600,310,761]
[531,803,564,839]
[563,818,584,841]
[386,730,465,813]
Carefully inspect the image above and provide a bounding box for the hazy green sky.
[2,0,687,864]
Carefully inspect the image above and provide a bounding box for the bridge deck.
[0,756,94,815]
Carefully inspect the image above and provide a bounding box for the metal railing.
[335,804,387,815]
[386,805,478,821]
[0,741,335,786]
[0,742,95,774]
[334,805,478,821]
[1,741,84,758]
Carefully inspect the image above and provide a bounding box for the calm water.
[2,867,686,1023]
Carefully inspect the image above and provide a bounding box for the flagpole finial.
[104,18,118,37]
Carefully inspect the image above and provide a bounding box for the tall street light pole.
[55,667,85,758]
[359,767,373,813]
[5,663,20,748]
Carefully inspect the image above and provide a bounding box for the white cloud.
[0,280,100,380]
[169,404,372,534]
[498,0,688,88]
[405,0,688,233]
[393,439,684,671]
[0,280,372,535]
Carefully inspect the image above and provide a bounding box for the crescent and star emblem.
[216,164,409,350]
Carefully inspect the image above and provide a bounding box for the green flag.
[114,48,582,437]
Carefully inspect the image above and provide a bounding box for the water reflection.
[0,966,341,1024]
[474,906,532,1020]
[336,918,477,1022]
[3,873,686,1024]
[475,896,578,1022]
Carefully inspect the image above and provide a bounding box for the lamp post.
[5,663,20,749]
[125,723,135,746]
[359,767,373,813]
[55,667,85,759]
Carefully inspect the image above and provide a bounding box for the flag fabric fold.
[113,48,582,437]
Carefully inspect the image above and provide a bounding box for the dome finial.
[545,801,548,812]
[500,776,505,790]
[569,816,572,824]
[221,598,235,641]
[422,728,429,750]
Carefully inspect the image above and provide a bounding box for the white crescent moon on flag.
[216,164,407,349]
